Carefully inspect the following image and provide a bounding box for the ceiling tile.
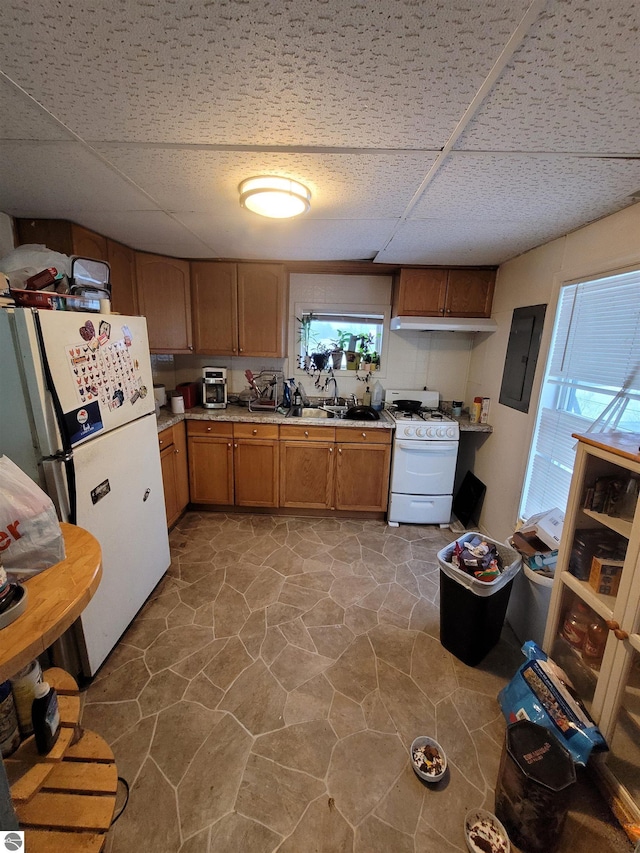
[0,142,159,215]
[2,0,530,148]
[175,212,397,261]
[93,145,437,219]
[455,0,640,153]
[0,80,72,141]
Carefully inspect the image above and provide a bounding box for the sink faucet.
[325,376,339,404]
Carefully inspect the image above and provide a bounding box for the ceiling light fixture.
[239,176,311,219]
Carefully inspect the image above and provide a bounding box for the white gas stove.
[386,389,460,526]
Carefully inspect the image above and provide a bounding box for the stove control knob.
[426,426,436,438]
[416,427,426,437]
[405,427,415,437]
[447,427,457,438]
[437,427,446,437]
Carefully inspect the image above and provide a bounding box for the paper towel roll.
[153,385,166,407]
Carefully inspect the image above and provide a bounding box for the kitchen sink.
[300,407,332,418]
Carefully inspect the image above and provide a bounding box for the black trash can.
[495,720,576,853]
[437,534,521,667]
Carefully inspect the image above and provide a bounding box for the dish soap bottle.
[31,681,61,754]
[362,385,371,406]
[371,380,384,411]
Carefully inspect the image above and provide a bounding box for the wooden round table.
[0,522,102,683]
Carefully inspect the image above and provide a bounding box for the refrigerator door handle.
[40,452,76,525]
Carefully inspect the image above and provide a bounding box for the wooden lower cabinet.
[158,422,190,526]
[280,424,391,512]
[187,421,278,508]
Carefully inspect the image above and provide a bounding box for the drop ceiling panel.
[175,212,396,261]
[409,153,640,228]
[75,211,215,257]
[0,80,72,141]
[455,0,640,153]
[2,0,530,148]
[0,142,159,215]
[93,146,438,218]
[378,218,555,266]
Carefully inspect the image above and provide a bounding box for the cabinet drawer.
[158,427,175,450]
[233,423,279,440]
[187,420,233,438]
[280,425,336,441]
[335,427,392,445]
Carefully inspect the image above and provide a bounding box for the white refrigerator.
[0,307,170,677]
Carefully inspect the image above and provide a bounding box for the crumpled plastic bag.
[498,641,607,765]
[0,456,65,578]
[452,535,503,581]
[0,244,71,290]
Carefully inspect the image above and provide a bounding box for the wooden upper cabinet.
[135,252,192,353]
[106,239,137,316]
[445,269,495,317]
[14,219,108,261]
[392,267,496,318]
[191,262,238,355]
[237,263,288,357]
[392,268,448,316]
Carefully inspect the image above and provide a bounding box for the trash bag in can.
[495,720,576,853]
[437,533,521,666]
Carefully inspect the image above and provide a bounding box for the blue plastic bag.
[498,641,607,766]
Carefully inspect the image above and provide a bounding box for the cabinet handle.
[228,442,232,448]
[252,429,257,435]
[239,347,243,353]
[606,620,630,641]
[159,440,164,446]
[361,432,366,438]
[304,430,309,437]
[189,345,193,351]
[338,448,342,454]
[175,448,179,454]
[206,426,212,432]
[446,309,451,314]
[329,447,333,453]
[234,443,238,448]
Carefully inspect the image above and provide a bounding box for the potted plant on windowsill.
[330,330,351,370]
[311,342,330,372]
[345,334,360,370]
[296,312,315,370]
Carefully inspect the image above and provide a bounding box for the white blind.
[521,269,640,520]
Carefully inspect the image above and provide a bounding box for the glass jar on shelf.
[581,614,608,668]
[560,598,591,649]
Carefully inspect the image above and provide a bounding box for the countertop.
[156,404,493,434]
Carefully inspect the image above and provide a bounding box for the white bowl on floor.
[464,808,510,853]
[410,736,447,782]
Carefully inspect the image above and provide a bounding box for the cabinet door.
[392,268,448,316]
[71,225,108,261]
[280,441,334,509]
[234,439,279,507]
[237,263,288,357]
[107,239,138,316]
[15,218,74,255]
[191,262,238,355]
[445,269,495,317]
[173,422,190,514]
[188,436,234,504]
[136,253,192,353]
[334,443,391,512]
[160,443,179,526]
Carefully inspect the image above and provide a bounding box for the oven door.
[390,440,458,495]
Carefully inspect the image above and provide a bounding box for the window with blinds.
[519,269,640,520]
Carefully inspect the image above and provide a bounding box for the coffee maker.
[202,367,227,409]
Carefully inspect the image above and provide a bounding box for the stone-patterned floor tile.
[260,624,288,664]
[277,795,354,853]
[178,827,211,853]
[376,659,436,748]
[383,583,420,618]
[151,700,224,786]
[362,549,397,584]
[362,689,397,734]
[326,535,363,564]
[263,545,306,576]
[109,757,181,852]
[177,560,214,584]
[218,659,286,734]
[284,673,334,725]
[278,581,327,611]
[482,712,507,748]
[110,716,156,789]
[204,635,253,690]
[266,601,305,626]
[409,597,441,637]
[207,813,281,853]
[307,624,355,659]
[330,575,378,608]
[145,625,215,673]
[327,730,406,825]
[86,657,149,703]
[167,602,196,627]
[383,536,415,564]
[374,762,424,835]
[139,669,189,716]
[81,700,141,746]
[140,587,182,619]
[170,638,228,679]
[244,567,286,610]
[378,607,410,630]
[236,753,325,836]
[417,574,439,601]
[279,616,317,652]
[471,728,502,792]
[178,713,253,837]
[369,623,416,674]
[302,597,345,627]
[253,719,337,778]
[122,617,168,650]
[414,820,464,852]
[355,814,414,853]
[419,760,485,849]
[344,604,379,634]
[238,608,266,658]
[288,568,335,591]
[450,686,502,731]
[92,643,143,684]
[270,644,334,691]
[411,632,458,704]
[183,672,224,709]
[435,696,485,792]
[224,560,264,593]
[213,583,251,637]
[329,691,366,739]
[359,583,391,611]
[325,635,378,703]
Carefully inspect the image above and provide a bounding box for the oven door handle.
[394,440,458,453]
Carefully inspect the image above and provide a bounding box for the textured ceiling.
[1,0,639,265]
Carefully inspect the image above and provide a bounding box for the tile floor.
[82,512,632,852]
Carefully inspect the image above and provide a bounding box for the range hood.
[390,316,497,333]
